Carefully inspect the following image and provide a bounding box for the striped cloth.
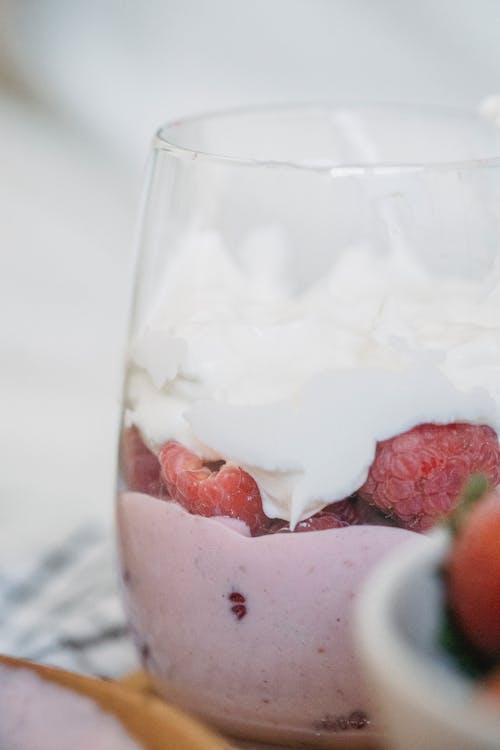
[0,525,139,678]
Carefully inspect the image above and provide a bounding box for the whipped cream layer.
[125,229,500,526]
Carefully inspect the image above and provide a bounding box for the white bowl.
[355,530,500,750]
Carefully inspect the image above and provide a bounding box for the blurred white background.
[1,0,500,556]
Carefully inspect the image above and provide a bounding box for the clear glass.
[116,104,500,748]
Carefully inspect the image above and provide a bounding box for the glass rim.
[154,100,500,174]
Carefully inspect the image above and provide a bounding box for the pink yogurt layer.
[117,491,418,746]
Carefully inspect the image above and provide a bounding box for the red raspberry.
[359,423,500,531]
[159,442,270,536]
[270,499,359,533]
[447,489,500,658]
[121,426,163,497]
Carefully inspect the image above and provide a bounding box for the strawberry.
[480,667,500,709]
[159,442,270,536]
[359,423,500,531]
[447,488,500,658]
[121,426,163,497]
[270,499,359,533]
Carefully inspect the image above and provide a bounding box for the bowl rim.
[355,529,500,743]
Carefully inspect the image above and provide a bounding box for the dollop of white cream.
[125,229,500,525]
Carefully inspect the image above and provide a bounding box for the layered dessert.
[117,228,500,746]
